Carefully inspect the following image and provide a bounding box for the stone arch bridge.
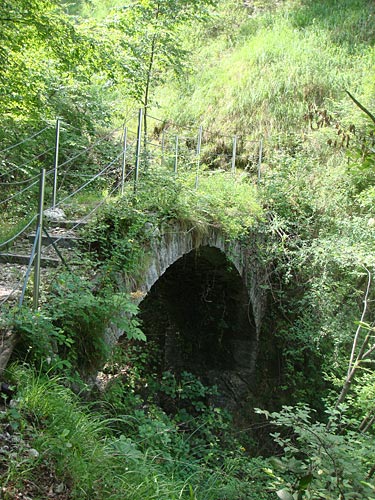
[112,221,267,408]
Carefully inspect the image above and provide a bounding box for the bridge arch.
[115,222,268,407]
[139,245,257,378]
[136,222,248,299]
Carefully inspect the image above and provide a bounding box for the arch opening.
[138,246,257,398]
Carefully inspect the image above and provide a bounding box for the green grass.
[0,216,35,248]
[2,365,272,500]
[115,165,261,239]
[157,0,375,139]
[59,190,108,218]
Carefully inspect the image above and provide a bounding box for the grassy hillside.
[158,0,375,138]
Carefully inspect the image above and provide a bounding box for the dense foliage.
[1,0,375,499]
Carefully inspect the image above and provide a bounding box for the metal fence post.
[161,129,165,167]
[134,109,143,195]
[121,127,128,196]
[195,126,203,189]
[231,135,237,175]
[33,169,46,310]
[52,118,60,208]
[174,135,179,174]
[258,138,263,183]
[19,226,40,308]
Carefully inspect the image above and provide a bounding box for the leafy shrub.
[10,273,144,377]
[256,404,375,500]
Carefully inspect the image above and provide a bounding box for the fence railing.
[0,108,265,310]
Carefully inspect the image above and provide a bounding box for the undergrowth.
[1,165,264,499]
[82,167,261,282]
[0,364,272,500]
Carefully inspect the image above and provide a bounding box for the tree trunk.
[143,2,160,148]
[143,33,157,149]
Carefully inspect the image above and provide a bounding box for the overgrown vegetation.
[2,0,375,498]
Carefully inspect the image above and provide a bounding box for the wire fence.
[0,109,265,309]
[0,215,37,250]
[0,125,50,154]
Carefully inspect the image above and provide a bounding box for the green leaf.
[298,474,313,490]
[61,428,70,438]
[269,457,287,471]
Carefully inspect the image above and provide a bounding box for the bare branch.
[346,90,375,126]
[362,342,375,360]
[334,268,372,411]
[347,267,371,376]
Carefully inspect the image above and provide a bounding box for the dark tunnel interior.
[138,246,256,381]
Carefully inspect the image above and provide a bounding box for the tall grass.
[158,0,375,139]
[4,366,271,499]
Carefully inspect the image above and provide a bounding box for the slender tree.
[105,0,215,138]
